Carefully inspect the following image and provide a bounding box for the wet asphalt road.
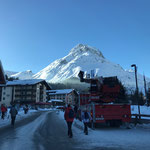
[32,111,78,150]
[0,111,123,150]
[0,111,79,150]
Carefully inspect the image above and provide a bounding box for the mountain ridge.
[33,44,150,91]
[5,44,150,92]
[5,70,34,80]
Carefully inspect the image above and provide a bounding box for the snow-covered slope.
[5,70,18,77]
[33,44,150,91]
[10,70,34,80]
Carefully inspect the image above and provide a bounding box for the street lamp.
[131,64,141,118]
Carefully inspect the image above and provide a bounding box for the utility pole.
[131,64,141,119]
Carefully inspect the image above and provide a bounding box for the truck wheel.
[115,120,121,127]
[109,120,115,127]
[109,120,121,127]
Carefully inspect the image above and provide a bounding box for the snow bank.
[57,107,150,150]
[131,105,150,115]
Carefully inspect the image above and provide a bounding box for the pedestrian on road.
[64,104,75,138]
[81,108,92,135]
[1,104,7,120]
[23,104,29,114]
[9,104,18,126]
[74,105,78,119]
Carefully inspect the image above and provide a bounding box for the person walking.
[81,108,92,135]
[9,104,18,126]
[74,105,78,119]
[64,104,75,138]
[1,104,7,120]
[23,104,29,114]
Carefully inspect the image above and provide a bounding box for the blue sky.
[0,0,150,77]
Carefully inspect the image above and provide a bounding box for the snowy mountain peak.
[26,70,32,73]
[33,44,150,91]
[69,44,105,59]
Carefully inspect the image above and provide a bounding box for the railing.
[132,114,150,118]
[131,114,150,124]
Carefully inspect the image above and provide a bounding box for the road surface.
[0,111,149,150]
[0,111,93,150]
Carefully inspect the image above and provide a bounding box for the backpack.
[68,109,74,119]
[84,112,89,119]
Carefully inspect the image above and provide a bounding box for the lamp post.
[131,64,141,118]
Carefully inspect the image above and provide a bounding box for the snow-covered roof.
[47,89,74,95]
[6,79,45,86]
[48,99,64,102]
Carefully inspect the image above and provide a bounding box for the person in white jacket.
[81,109,92,135]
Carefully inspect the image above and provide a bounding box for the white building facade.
[0,86,13,106]
[0,79,50,107]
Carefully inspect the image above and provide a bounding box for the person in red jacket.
[64,104,75,138]
[1,104,7,120]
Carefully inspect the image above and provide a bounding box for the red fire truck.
[78,71,131,127]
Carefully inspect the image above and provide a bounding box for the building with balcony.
[6,79,51,105]
[0,60,51,106]
[47,89,78,105]
[0,61,9,106]
[1,79,51,107]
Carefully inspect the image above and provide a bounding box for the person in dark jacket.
[9,104,18,126]
[64,104,75,138]
[74,105,78,119]
[81,108,92,135]
[23,104,29,114]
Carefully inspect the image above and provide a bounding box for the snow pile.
[33,44,150,91]
[131,105,150,115]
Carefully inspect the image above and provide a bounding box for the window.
[3,97,5,100]
[26,86,32,89]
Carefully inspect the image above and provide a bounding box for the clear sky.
[0,0,150,77]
